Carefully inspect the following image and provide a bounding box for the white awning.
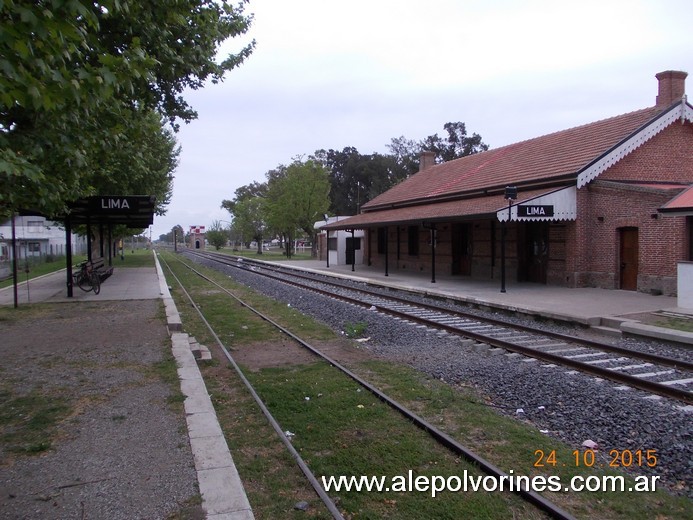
[497,186,577,222]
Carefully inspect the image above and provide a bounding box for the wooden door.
[451,223,472,275]
[619,228,638,290]
[520,223,548,284]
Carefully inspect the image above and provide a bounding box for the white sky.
[150,0,692,239]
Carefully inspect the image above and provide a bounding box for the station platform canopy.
[66,195,156,228]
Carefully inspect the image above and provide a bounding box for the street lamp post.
[501,186,517,293]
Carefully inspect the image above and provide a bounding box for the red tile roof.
[325,187,555,229]
[659,185,693,213]
[363,106,664,211]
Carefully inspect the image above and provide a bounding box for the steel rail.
[173,252,577,520]
[159,254,345,520]
[189,250,692,405]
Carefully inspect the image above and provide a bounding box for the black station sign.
[88,196,151,214]
[517,204,554,217]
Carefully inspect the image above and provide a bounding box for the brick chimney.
[655,70,687,108]
[419,151,436,171]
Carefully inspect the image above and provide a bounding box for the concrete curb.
[154,252,254,519]
[154,251,182,332]
[621,321,693,346]
[172,333,254,519]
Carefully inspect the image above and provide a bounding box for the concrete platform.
[0,266,162,305]
[277,259,693,345]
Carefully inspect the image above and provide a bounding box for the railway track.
[187,250,693,405]
[160,252,578,520]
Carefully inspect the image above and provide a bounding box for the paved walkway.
[0,267,161,305]
[0,256,254,519]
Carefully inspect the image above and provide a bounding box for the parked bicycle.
[72,260,101,294]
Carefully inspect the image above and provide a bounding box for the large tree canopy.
[1,0,254,219]
[314,122,488,215]
[419,122,488,163]
[314,147,405,216]
[265,159,330,257]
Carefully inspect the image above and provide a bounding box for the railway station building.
[325,70,693,296]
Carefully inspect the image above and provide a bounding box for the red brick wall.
[599,120,693,183]
[570,182,686,293]
[567,121,693,294]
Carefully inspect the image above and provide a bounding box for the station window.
[408,226,419,256]
[328,237,338,251]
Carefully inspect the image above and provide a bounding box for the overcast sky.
[150,0,692,239]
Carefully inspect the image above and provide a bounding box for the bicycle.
[72,260,101,294]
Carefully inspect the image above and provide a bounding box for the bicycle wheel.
[90,272,101,294]
[76,271,92,292]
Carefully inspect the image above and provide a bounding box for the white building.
[315,216,365,266]
[0,216,87,264]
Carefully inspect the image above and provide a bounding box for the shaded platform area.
[63,195,156,298]
[0,267,161,306]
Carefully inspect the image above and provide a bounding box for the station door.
[519,222,548,284]
[619,228,639,291]
[451,223,472,275]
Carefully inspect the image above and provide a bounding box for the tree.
[221,181,267,215]
[386,136,422,178]
[206,221,229,250]
[1,0,254,220]
[230,197,266,253]
[222,182,268,253]
[265,159,330,258]
[315,148,404,216]
[419,122,488,163]
[157,224,183,244]
[85,108,178,215]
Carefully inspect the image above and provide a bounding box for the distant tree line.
[220,121,488,257]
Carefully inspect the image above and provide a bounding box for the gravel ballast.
[191,255,692,498]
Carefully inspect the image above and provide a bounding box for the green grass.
[149,351,187,409]
[654,316,693,332]
[344,321,368,338]
[113,248,155,268]
[0,387,71,455]
[245,363,529,519]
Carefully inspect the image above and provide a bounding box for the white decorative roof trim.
[497,186,576,222]
[577,104,693,188]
